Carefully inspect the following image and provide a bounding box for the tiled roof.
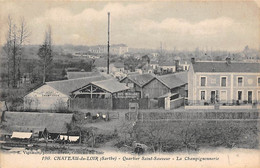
[159,61,176,66]
[123,73,155,87]
[91,79,129,93]
[157,72,187,89]
[174,72,188,83]
[46,76,107,96]
[192,62,260,73]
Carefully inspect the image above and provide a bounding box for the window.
[201,77,206,86]
[238,91,242,100]
[238,77,243,86]
[248,91,252,103]
[258,77,260,86]
[201,91,205,100]
[221,77,227,87]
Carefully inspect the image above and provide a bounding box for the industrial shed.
[70,79,143,110]
[23,76,107,111]
[0,111,74,139]
[157,72,188,98]
[120,72,187,99]
[72,79,130,98]
[120,73,156,98]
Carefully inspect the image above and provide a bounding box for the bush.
[134,120,259,152]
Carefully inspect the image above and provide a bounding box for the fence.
[70,98,113,110]
[112,98,149,109]
[70,98,154,110]
[125,111,259,121]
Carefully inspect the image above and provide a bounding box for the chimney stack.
[191,57,195,64]
[226,57,231,65]
[175,60,179,71]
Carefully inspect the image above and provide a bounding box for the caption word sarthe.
[42,156,220,162]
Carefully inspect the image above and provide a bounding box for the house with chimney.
[178,60,190,71]
[188,58,260,107]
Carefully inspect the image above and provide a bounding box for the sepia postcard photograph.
[0,0,259,167]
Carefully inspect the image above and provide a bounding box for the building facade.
[188,59,260,105]
[159,62,176,73]
[89,44,128,55]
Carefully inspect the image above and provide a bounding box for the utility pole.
[160,41,163,56]
[107,12,110,74]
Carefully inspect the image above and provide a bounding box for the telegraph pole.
[107,12,110,74]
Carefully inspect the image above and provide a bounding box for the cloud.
[27,3,155,45]
[138,17,234,36]
[0,2,259,50]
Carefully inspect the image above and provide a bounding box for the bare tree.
[17,17,31,86]
[37,26,53,83]
[3,15,30,88]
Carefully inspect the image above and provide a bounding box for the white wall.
[24,85,69,111]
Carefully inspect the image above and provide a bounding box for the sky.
[0,0,259,51]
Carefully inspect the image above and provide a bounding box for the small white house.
[159,62,176,73]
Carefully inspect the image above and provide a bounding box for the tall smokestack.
[107,12,110,74]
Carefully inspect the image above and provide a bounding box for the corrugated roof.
[91,79,129,93]
[66,71,101,79]
[192,62,260,73]
[46,76,107,96]
[123,73,155,87]
[2,112,73,134]
[157,73,187,89]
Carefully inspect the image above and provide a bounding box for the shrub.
[134,120,258,152]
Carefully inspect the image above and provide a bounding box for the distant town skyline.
[0,1,259,51]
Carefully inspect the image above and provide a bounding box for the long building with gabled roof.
[23,75,107,111]
[188,58,260,105]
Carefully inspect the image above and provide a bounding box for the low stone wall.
[185,105,254,110]
[219,105,252,110]
[185,105,214,110]
[170,97,184,109]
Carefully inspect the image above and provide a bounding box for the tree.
[38,26,53,83]
[3,15,30,88]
